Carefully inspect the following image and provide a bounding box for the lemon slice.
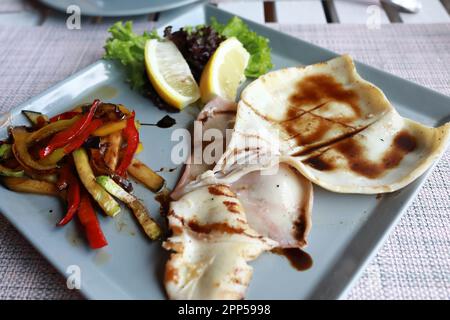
[200,37,250,103]
[145,39,200,110]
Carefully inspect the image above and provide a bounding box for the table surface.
[1,0,450,26]
[0,0,449,300]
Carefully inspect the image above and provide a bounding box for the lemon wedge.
[200,37,250,103]
[145,39,200,110]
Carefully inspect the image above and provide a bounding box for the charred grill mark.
[294,124,369,157]
[187,221,244,235]
[303,130,417,179]
[394,131,417,152]
[165,264,179,283]
[244,75,362,152]
[285,116,341,146]
[214,110,237,116]
[303,155,335,171]
[281,74,363,148]
[244,75,364,154]
[308,112,357,130]
[170,208,245,236]
[223,201,241,214]
[280,105,357,130]
[208,185,236,197]
[335,130,417,178]
[288,74,361,119]
[305,100,332,114]
[292,214,307,245]
[281,111,358,149]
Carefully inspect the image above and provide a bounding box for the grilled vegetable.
[93,120,126,137]
[1,100,163,252]
[22,110,49,127]
[11,127,58,172]
[128,158,164,192]
[96,103,131,117]
[73,148,120,217]
[38,148,66,166]
[27,116,80,144]
[40,100,100,158]
[63,119,103,153]
[116,111,139,176]
[96,175,161,240]
[103,131,122,171]
[39,119,103,166]
[78,189,108,249]
[93,119,140,137]
[56,164,81,226]
[0,144,12,160]
[1,176,58,196]
[0,163,24,177]
[26,172,57,183]
[135,142,143,155]
[49,111,80,123]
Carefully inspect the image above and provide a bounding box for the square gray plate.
[1,3,449,299]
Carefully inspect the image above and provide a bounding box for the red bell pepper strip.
[63,119,103,154]
[49,111,80,123]
[57,165,81,226]
[78,189,108,249]
[115,111,139,177]
[40,99,100,158]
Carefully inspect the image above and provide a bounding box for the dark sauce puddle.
[141,115,176,128]
[272,248,313,271]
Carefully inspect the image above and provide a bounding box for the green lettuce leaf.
[211,17,273,77]
[103,21,159,92]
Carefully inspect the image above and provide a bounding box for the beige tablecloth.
[0,22,449,300]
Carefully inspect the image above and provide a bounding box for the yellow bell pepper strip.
[127,158,164,192]
[116,111,139,176]
[38,148,66,166]
[40,99,100,158]
[26,116,80,144]
[117,104,131,115]
[78,189,108,249]
[96,175,162,240]
[49,111,80,123]
[92,119,140,137]
[11,127,58,172]
[72,148,120,217]
[92,120,126,137]
[135,142,143,155]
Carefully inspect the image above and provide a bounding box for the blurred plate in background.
[39,0,202,17]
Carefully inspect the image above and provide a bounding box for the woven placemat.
[0,22,449,300]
